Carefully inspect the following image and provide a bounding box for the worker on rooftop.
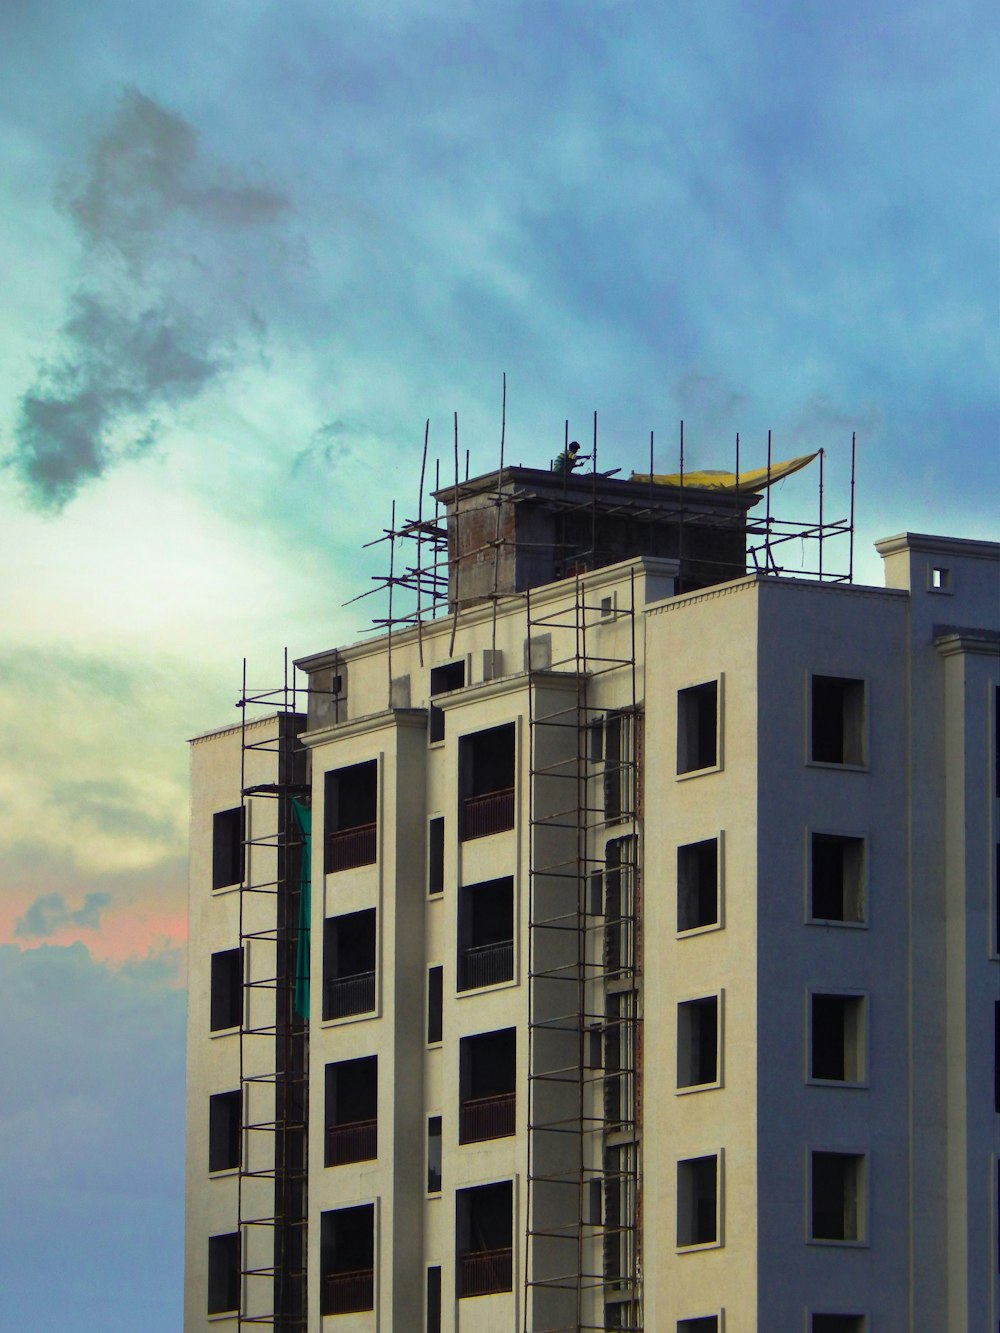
[552,440,589,474]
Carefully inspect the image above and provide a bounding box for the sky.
[1,1,997,1327]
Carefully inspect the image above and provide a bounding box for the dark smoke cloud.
[7,88,290,510]
[14,891,113,938]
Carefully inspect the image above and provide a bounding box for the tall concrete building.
[184,459,1000,1332]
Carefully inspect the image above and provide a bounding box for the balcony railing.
[323,1267,375,1315]
[458,1246,513,1297]
[461,788,515,841]
[326,822,377,872]
[460,1091,516,1144]
[325,1118,377,1166]
[324,970,376,1019]
[459,940,514,990]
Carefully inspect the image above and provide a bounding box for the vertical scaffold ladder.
[236,660,309,1332]
[523,570,642,1333]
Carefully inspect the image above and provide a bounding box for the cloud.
[6,87,292,511]
[14,891,113,938]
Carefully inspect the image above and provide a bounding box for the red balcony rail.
[459,940,514,990]
[461,788,515,841]
[323,1267,375,1315]
[326,822,377,872]
[459,1246,513,1297]
[325,1118,377,1166]
[460,1091,516,1143]
[325,970,376,1019]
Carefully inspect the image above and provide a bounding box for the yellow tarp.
[630,451,818,493]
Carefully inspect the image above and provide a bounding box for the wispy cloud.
[7,87,292,510]
[14,891,112,938]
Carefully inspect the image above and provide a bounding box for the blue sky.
[1,2,997,1326]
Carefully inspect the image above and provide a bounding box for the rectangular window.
[812,1318,865,1333]
[811,1152,864,1242]
[426,1265,442,1332]
[427,966,443,1044]
[320,1204,375,1315]
[456,1181,513,1297]
[603,1142,637,1282]
[427,1116,442,1193]
[677,681,718,774]
[677,995,719,1089]
[325,1056,377,1166]
[209,1090,241,1173]
[604,836,637,977]
[210,948,243,1031]
[603,711,635,823]
[460,1028,516,1143]
[212,807,244,889]
[322,908,376,1020]
[603,990,637,1129]
[324,759,378,873]
[678,1320,719,1333]
[459,724,516,841]
[430,661,465,742]
[677,1154,719,1247]
[811,675,865,765]
[811,994,865,1083]
[428,817,445,895]
[811,833,865,923]
[677,837,720,932]
[458,876,514,990]
[207,1232,240,1315]
[995,1002,1000,1113]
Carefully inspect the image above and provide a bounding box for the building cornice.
[933,625,1000,659]
[300,706,428,748]
[875,532,1000,562]
[188,712,287,746]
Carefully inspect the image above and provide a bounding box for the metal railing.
[458,1246,513,1297]
[325,1118,377,1166]
[459,940,514,990]
[461,787,514,840]
[324,970,376,1019]
[326,821,377,872]
[323,1268,375,1315]
[460,1091,516,1143]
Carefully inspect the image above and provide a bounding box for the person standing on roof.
[552,440,589,474]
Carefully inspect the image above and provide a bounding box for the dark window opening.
[603,990,636,1129]
[325,1056,377,1166]
[324,759,377,872]
[323,909,376,1020]
[677,682,718,774]
[677,838,719,932]
[812,1318,865,1333]
[428,817,445,895]
[678,1320,720,1333]
[604,837,636,978]
[460,724,515,840]
[603,712,634,823]
[212,807,244,889]
[995,1002,1000,1113]
[427,1265,442,1332]
[210,948,243,1031]
[677,1155,718,1246]
[209,1090,241,1173]
[602,1143,636,1283]
[677,996,719,1088]
[811,1152,863,1241]
[458,877,514,990]
[811,833,865,922]
[460,1028,516,1143]
[812,675,865,765]
[430,661,465,743]
[456,1181,513,1298]
[812,994,864,1082]
[427,1116,442,1193]
[427,966,443,1044]
[321,1204,375,1315]
[207,1232,240,1315]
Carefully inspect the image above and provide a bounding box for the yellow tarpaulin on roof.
[630,451,818,492]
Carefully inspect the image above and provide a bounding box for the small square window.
[678,681,719,774]
[678,837,720,932]
[677,1153,719,1247]
[810,993,865,1083]
[811,1151,865,1242]
[928,565,951,592]
[811,833,865,923]
[207,1232,240,1315]
[677,995,720,1089]
[811,675,865,766]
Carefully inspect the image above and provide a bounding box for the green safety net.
[291,798,311,1020]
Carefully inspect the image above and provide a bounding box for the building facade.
[184,467,1000,1331]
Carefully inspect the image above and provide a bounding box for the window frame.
[676,989,724,1094]
[676,1149,724,1251]
[806,988,868,1088]
[807,1148,869,1247]
[806,827,868,929]
[806,672,869,771]
[676,831,725,937]
[676,675,724,780]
